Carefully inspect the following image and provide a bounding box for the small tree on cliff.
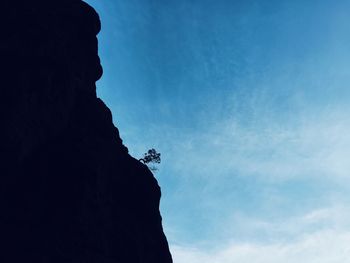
[139,148,161,172]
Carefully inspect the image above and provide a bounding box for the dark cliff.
[0,1,172,262]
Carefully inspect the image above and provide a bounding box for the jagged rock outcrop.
[0,1,172,262]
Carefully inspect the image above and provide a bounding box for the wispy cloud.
[172,231,350,263]
[132,105,350,247]
[171,205,350,263]
[145,105,350,183]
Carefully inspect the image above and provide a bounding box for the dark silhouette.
[140,149,161,171]
[0,1,172,262]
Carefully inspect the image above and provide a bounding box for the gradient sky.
[86,0,350,262]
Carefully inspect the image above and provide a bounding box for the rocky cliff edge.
[0,1,173,262]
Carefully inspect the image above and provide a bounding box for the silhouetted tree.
[139,148,161,171]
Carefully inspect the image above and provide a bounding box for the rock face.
[0,1,172,262]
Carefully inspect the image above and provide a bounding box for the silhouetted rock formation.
[0,1,172,262]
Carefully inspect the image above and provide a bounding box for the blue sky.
[86,0,350,261]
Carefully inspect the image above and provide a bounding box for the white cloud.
[150,106,350,183]
[172,231,350,263]
[171,206,350,263]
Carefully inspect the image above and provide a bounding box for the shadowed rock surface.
[0,1,172,262]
